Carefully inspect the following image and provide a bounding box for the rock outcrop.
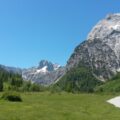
[22,60,65,85]
[67,13,120,81]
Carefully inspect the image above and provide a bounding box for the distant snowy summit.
[22,60,65,85]
[37,60,60,72]
[0,60,65,86]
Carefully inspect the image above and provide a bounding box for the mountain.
[0,60,65,86]
[22,60,65,85]
[67,13,120,81]
[54,13,120,93]
[0,64,22,74]
[37,60,60,71]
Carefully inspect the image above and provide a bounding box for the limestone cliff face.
[22,60,65,85]
[67,13,120,81]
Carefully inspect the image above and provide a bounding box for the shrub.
[50,85,62,94]
[30,83,44,92]
[1,91,22,102]
[0,79,3,91]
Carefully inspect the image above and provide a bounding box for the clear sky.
[0,0,120,68]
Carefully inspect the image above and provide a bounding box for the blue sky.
[0,0,120,68]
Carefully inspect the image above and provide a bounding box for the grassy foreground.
[0,92,120,120]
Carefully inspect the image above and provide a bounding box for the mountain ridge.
[22,60,65,85]
[0,60,65,86]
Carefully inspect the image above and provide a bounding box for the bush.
[50,85,62,94]
[30,83,43,92]
[0,79,3,91]
[1,91,22,102]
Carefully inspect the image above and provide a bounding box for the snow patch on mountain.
[36,66,48,73]
[22,60,65,85]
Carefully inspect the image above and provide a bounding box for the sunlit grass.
[0,92,120,120]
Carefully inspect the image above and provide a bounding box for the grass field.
[0,92,120,120]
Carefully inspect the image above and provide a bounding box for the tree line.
[0,67,44,92]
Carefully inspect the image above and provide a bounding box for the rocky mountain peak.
[88,13,120,41]
[38,60,60,72]
[22,60,64,85]
[67,13,120,81]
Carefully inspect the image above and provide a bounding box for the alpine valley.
[1,13,120,93]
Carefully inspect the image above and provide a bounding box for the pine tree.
[0,78,3,91]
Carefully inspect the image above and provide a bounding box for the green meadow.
[0,92,120,120]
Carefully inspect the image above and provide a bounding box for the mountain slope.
[0,66,23,91]
[67,13,120,81]
[95,72,120,93]
[55,65,102,93]
[54,13,120,92]
[0,64,22,74]
[0,60,65,86]
[22,60,65,85]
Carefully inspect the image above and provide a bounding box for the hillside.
[22,60,65,85]
[96,72,120,93]
[0,67,44,92]
[55,64,102,93]
[0,67,23,91]
[55,13,120,92]
[67,14,120,81]
[0,60,65,86]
